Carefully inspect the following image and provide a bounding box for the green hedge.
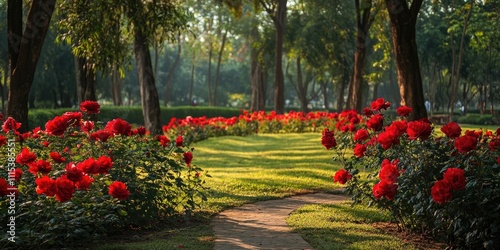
[28,106,242,130]
[457,113,499,125]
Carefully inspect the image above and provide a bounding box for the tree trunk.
[214,31,228,107]
[133,26,162,134]
[207,40,214,106]
[165,38,181,106]
[250,47,266,111]
[1,62,8,113]
[75,56,97,103]
[349,0,374,112]
[385,0,427,121]
[7,0,56,132]
[266,0,287,114]
[111,64,122,106]
[296,57,308,113]
[189,53,195,105]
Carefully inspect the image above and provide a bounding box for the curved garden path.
[211,192,349,250]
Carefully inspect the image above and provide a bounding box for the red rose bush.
[324,98,500,248]
[0,101,208,249]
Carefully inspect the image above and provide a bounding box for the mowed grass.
[99,132,343,250]
[287,202,420,250]
[196,133,344,214]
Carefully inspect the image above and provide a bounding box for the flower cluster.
[0,101,207,248]
[323,98,500,248]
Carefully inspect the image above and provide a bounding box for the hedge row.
[28,106,242,130]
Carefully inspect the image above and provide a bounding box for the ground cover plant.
[325,98,500,248]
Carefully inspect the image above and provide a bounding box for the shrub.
[325,98,500,248]
[1,103,208,249]
[457,113,498,125]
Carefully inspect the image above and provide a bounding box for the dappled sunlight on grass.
[192,133,343,213]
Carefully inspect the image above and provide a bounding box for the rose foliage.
[326,98,500,249]
[0,101,208,249]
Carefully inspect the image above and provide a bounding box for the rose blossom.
[50,152,66,163]
[105,118,132,136]
[379,160,399,183]
[16,148,37,165]
[373,180,397,200]
[431,180,453,204]
[440,122,462,139]
[321,128,337,150]
[367,114,384,131]
[333,169,352,184]
[45,116,70,136]
[55,176,75,202]
[183,151,193,165]
[176,135,184,147]
[396,106,412,117]
[353,143,367,158]
[407,119,432,140]
[76,175,94,191]
[371,98,391,111]
[443,168,466,191]
[454,135,478,153]
[109,181,130,200]
[35,176,57,197]
[354,129,369,142]
[80,100,100,114]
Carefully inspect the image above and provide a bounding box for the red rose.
[379,160,399,183]
[45,116,69,136]
[363,107,374,117]
[81,121,95,132]
[105,118,132,136]
[396,106,412,117]
[28,159,52,176]
[55,176,75,202]
[16,147,37,165]
[65,163,84,182]
[77,158,98,175]
[431,180,453,204]
[389,120,408,135]
[63,112,83,127]
[443,168,466,191]
[0,178,9,196]
[76,175,94,190]
[489,138,500,151]
[2,117,21,134]
[367,114,384,131]
[333,169,352,184]
[183,151,193,165]
[465,130,482,138]
[371,98,391,111]
[377,127,400,150]
[49,152,66,163]
[109,181,130,200]
[35,176,57,197]
[80,100,100,114]
[156,135,170,147]
[440,122,462,139]
[91,130,112,142]
[407,119,432,140]
[176,135,184,147]
[132,126,148,136]
[9,168,23,181]
[353,143,367,158]
[354,129,369,142]
[321,128,337,150]
[454,135,477,153]
[95,156,113,174]
[372,180,397,200]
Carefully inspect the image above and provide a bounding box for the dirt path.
[211,192,349,250]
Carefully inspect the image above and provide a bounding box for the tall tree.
[348,0,378,112]
[385,0,427,120]
[260,0,287,114]
[7,0,56,132]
